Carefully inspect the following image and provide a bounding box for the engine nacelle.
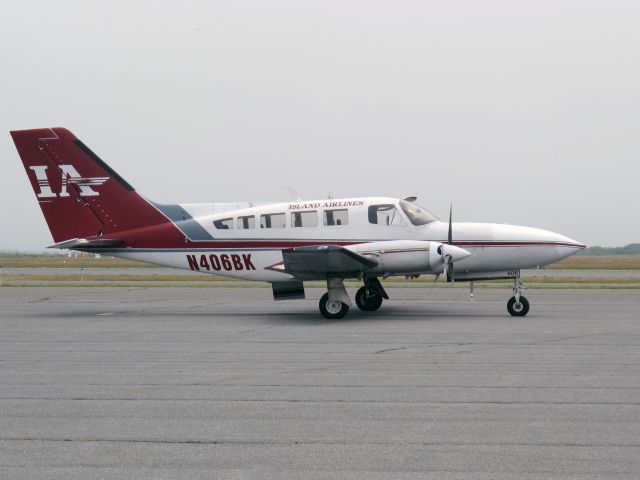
[347,240,472,276]
[348,240,436,275]
[429,242,445,273]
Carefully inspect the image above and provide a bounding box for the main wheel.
[319,293,350,319]
[507,296,530,316]
[355,286,383,312]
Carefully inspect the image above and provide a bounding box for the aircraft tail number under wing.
[280,245,378,280]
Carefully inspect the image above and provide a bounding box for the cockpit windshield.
[399,200,438,226]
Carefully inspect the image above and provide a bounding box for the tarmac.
[1,286,639,479]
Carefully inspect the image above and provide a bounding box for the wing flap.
[281,245,377,280]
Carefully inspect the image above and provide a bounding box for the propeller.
[444,204,454,282]
[430,204,471,284]
[448,204,453,244]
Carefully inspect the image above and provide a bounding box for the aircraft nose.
[546,231,586,260]
[492,224,585,263]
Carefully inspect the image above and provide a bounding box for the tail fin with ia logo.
[10,128,172,245]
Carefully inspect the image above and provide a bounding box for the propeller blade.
[443,254,454,283]
[448,204,453,244]
[430,273,440,291]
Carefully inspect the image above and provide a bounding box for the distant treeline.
[577,244,640,256]
[0,251,66,257]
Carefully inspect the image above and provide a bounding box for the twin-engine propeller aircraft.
[11,128,585,319]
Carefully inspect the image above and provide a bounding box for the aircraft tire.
[355,287,383,312]
[319,293,349,319]
[507,296,530,316]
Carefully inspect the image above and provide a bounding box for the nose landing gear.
[507,277,529,316]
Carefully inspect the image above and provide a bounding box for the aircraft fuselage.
[101,197,584,283]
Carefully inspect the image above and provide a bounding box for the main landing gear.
[319,277,389,319]
[355,286,383,311]
[356,277,388,313]
[507,277,529,316]
[319,292,349,319]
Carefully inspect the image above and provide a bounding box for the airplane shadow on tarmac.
[257,307,507,326]
[35,297,508,325]
[80,305,505,326]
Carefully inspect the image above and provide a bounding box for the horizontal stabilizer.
[47,238,124,249]
[281,245,378,280]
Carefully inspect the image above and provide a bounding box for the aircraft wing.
[278,245,378,280]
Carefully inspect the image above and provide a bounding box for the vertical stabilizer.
[11,128,168,243]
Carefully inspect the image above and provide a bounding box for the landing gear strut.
[507,277,529,316]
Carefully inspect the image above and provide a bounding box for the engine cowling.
[428,242,473,274]
[347,240,466,275]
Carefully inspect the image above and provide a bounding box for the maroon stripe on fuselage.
[451,241,584,248]
[109,238,584,250]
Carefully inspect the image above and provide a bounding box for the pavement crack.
[236,326,273,334]
[374,347,407,354]
[27,296,50,304]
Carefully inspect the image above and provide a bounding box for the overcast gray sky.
[1,0,639,250]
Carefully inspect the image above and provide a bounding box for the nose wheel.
[507,295,529,316]
[508,278,530,316]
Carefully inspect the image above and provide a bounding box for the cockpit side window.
[368,204,407,227]
[399,200,438,226]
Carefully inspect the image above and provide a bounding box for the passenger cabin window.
[323,208,348,226]
[291,211,318,227]
[260,212,286,228]
[368,204,407,227]
[213,217,233,229]
[237,215,255,229]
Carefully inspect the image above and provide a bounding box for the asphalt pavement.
[1,287,639,479]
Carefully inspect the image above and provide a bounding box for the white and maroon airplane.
[11,128,585,319]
